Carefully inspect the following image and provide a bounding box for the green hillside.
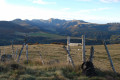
[0,19,120,45]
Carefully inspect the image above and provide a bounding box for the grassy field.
[15,32,83,40]
[16,32,67,39]
[28,32,65,39]
[0,44,120,80]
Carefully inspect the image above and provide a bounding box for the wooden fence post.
[89,46,94,62]
[65,47,75,69]
[16,48,18,59]
[12,40,15,57]
[66,36,75,68]
[67,36,70,50]
[67,36,70,63]
[4,47,5,55]
[103,41,116,74]
[26,44,28,64]
[82,35,86,62]
[17,43,25,62]
[39,52,45,65]
[0,49,1,59]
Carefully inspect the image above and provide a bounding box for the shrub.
[0,66,4,72]
[19,74,35,80]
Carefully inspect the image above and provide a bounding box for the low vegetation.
[0,44,120,80]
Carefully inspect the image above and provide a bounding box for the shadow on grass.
[95,68,120,80]
[61,65,120,80]
[0,63,120,80]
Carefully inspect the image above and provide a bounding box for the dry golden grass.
[1,44,120,71]
[0,44,120,80]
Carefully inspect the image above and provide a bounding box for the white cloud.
[0,0,6,6]
[0,0,57,20]
[0,0,119,23]
[62,8,71,11]
[75,7,111,13]
[77,0,91,1]
[32,0,56,4]
[100,0,120,3]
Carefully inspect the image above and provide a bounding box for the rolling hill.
[0,18,120,45]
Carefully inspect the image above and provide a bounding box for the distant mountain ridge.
[12,18,90,33]
[0,18,120,45]
[12,18,120,32]
[12,18,88,29]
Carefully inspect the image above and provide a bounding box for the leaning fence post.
[4,47,5,55]
[17,43,25,62]
[82,35,86,62]
[12,40,15,57]
[67,36,70,63]
[0,49,1,59]
[39,52,45,65]
[65,36,75,68]
[103,41,116,74]
[16,48,18,59]
[89,46,94,62]
[26,44,28,64]
[65,47,75,69]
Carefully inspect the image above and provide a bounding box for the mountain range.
[0,18,120,45]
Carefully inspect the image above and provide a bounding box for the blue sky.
[0,0,120,23]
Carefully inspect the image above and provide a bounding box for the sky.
[0,0,120,23]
